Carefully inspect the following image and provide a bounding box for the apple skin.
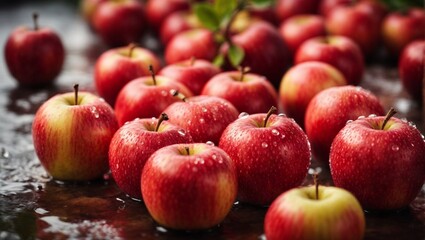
[141,143,237,230]
[80,0,107,28]
[158,58,220,95]
[304,86,385,164]
[275,0,320,23]
[219,112,311,205]
[222,21,291,88]
[325,2,383,56]
[279,61,347,128]
[145,0,189,31]
[201,71,278,114]
[164,95,239,145]
[279,14,326,56]
[93,0,146,47]
[32,91,118,181]
[399,40,425,102]
[94,45,161,107]
[114,76,193,126]
[4,20,64,87]
[160,10,201,45]
[381,8,425,56]
[264,185,365,240]
[165,28,218,64]
[330,115,425,210]
[109,117,193,199]
[295,35,364,86]
[319,0,351,17]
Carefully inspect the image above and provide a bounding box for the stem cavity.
[155,113,169,132]
[381,107,397,130]
[263,106,277,127]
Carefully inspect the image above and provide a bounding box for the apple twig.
[238,66,250,82]
[155,113,169,132]
[263,106,277,127]
[33,12,39,31]
[128,43,137,58]
[149,65,157,86]
[73,84,79,105]
[381,108,397,130]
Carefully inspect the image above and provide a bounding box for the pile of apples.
[4,0,425,239]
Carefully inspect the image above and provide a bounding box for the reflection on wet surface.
[0,2,424,240]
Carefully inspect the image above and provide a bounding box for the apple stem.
[171,89,187,102]
[149,65,157,86]
[381,107,397,130]
[128,43,137,58]
[155,113,169,132]
[314,172,319,200]
[190,57,196,66]
[263,106,277,127]
[185,146,190,155]
[33,12,39,31]
[74,84,79,105]
[238,66,250,82]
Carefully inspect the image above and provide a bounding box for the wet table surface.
[0,2,425,240]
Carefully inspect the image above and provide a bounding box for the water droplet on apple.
[355,86,363,91]
[238,112,249,119]
[272,142,278,147]
[357,115,365,120]
[199,118,205,124]
[346,120,353,125]
[281,134,286,139]
[258,234,266,240]
[392,145,399,151]
[169,89,178,96]
[401,118,408,123]
[194,157,205,165]
[261,142,268,148]
[124,121,130,125]
[206,141,214,146]
[421,134,425,140]
[1,147,10,159]
[368,114,377,118]
[99,98,105,102]
[161,90,168,96]
[177,129,186,136]
[90,106,100,118]
[277,113,286,117]
[202,107,208,113]
[408,122,417,128]
[156,226,168,233]
[211,154,217,160]
[271,129,280,136]
[411,143,415,147]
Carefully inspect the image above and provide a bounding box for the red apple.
[275,0,320,23]
[164,95,239,144]
[32,85,118,181]
[201,68,278,114]
[399,40,425,101]
[4,13,64,87]
[141,143,237,230]
[80,0,107,27]
[219,107,311,205]
[222,21,291,88]
[159,10,201,45]
[330,109,425,210]
[295,35,364,85]
[93,0,146,47]
[319,0,352,17]
[279,61,347,128]
[158,58,220,95]
[264,184,365,240]
[279,14,326,56]
[165,28,218,64]
[114,72,193,126]
[249,5,279,26]
[381,8,425,56]
[109,114,193,199]
[145,0,189,31]
[325,2,382,56]
[94,44,161,106]
[304,86,385,163]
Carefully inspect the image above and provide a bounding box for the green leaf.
[214,0,238,19]
[194,3,220,31]
[213,54,225,67]
[228,44,245,68]
[250,0,275,8]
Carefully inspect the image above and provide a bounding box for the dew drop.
[161,90,168,96]
[408,122,417,128]
[281,134,286,139]
[368,114,377,118]
[357,116,365,120]
[391,145,399,151]
[238,112,249,119]
[277,113,286,117]
[271,129,280,136]
[211,154,217,160]
[99,98,105,102]
[156,226,168,233]
[206,141,215,146]
[355,86,363,91]
[202,107,208,113]
[273,142,278,147]
[261,142,268,148]
[90,106,100,118]
[411,143,415,147]
[124,121,130,125]
[401,118,408,123]
[169,89,178,96]
[346,120,353,125]
[199,118,205,124]
[177,129,186,136]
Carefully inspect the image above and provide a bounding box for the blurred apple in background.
[381,8,425,56]
[279,14,326,57]
[141,143,237,230]
[325,1,382,56]
[94,44,161,106]
[93,0,146,47]
[158,58,220,95]
[4,13,64,88]
[109,114,193,199]
[264,184,365,240]
[219,107,311,205]
[398,40,425,102]
[201,68,278,114]
[145,0,189,32]
[32,85,118,181]
[279,61,347,128]
[295,35,364,85]
[275,0,320,23]
[305,86,385,164]
[159,10,201,45]
[319,0,351,17]
[164,95,239,144]
[80,0,107,28]
[165,28,218,64]
[330,109,425,210]
[114,69,193,126]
